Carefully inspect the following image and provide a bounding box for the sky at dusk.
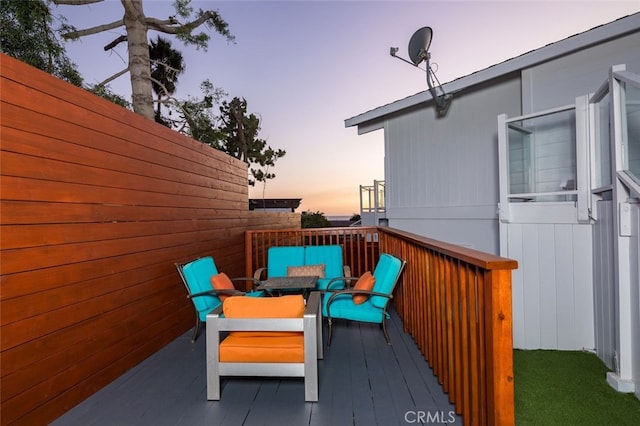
[55,0,640,216]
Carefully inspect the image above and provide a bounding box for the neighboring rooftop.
[249,198,302,212]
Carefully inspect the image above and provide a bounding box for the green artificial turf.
[514,350,640,425]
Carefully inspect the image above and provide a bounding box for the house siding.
[522,31,640,113]
[508,222,594,350]
[384,75,522,254]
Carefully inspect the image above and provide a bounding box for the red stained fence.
[0,54,262,425]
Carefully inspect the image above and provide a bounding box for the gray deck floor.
[53,309,460,426]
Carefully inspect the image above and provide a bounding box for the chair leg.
[327,318,333,347]
[206,320,221,400]
[191,317,201,343]
[382,319,391,345]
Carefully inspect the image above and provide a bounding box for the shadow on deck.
[53,309,460,426]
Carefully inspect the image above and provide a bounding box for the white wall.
[522,32,640,113]
[384,75,522,254]
[507,221,595,350]
[500,35,640,353]
[377,28,639,356]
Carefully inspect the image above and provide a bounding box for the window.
[507,107,577,202]
[622,82,640,185]
[593,91,612,189]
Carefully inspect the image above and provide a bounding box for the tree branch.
[52,0,103,5]
[145,11,217,35]
[96,67,129,87]
[104,35,127,51]
[149,75,173,99]
[144,17,179,33]
[149,58,183,77]
[62,19,124,39]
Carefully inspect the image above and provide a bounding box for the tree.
[167,84,286,188]
[54,0,234,120]
[217,97,286,186]
[349,214,361,223]
[172,79,227,143]
[301,211,331,229]
[149,36,185,125]
[87,83,132,109]
[0,0,82,85]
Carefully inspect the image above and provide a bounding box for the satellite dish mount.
[390,26,452,117]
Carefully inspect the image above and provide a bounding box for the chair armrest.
[188,289,245,299]
[230,276,263,291]
[253,267,267,280]
[324,276,359,291]
[326,290,393,319]
[326,289,393,304]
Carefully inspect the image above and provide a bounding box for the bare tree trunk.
[121,0,154,119]
[232,102,248,163]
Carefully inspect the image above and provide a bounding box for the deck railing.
[378,227,517,426]
[245,226,517,426]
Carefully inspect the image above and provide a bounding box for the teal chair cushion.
[305,245,346,291]
[370,253,403,309]
[305,245,343,278]
[324,294,385,323]
[182,257,221,321]
[267,246,305,278]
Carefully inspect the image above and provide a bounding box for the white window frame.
[498,99,590,224]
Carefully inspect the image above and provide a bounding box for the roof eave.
[345,13,640,130]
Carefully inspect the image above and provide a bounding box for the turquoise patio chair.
[175,256,263,342]
[325,253,406,346]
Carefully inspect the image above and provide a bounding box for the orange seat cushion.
[210,272,235,301]
[352,271,376,304]
[219,335,304,363]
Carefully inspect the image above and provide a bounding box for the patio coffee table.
[256,276,318,297]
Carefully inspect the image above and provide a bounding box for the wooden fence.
[245,226,517,425]
[247,211,300,230]
[0,54,296,425]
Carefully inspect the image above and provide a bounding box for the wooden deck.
[52,309,460,426]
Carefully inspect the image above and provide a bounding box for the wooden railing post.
[484,269,515,425]
[245,231,254,289]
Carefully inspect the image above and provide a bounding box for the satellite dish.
[408,27,433,66]
[389,26,452,118]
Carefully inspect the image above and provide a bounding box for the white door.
[591,65,640,393]
[498,98,594,351]
[498,64,640,394]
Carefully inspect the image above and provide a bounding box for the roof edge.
[345,12,640,129]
